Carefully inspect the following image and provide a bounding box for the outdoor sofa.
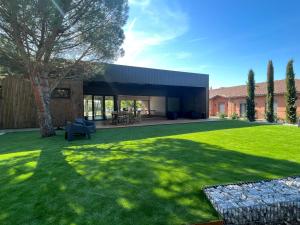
[65,118,96,141]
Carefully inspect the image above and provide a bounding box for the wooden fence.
[0,76,83,129]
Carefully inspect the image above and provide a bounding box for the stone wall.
[204,177,300,225]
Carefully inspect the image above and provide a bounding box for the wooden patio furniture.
[111,111,141,125]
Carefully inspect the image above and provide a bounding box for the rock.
[204,176,300,225]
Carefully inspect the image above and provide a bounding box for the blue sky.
[116,0,300,88]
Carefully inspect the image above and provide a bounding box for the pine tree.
[246,70,256,121]
[0,0,128,137]
[266,60,274,122]
[285,60,298,124]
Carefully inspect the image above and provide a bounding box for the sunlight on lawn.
[0,121,300,225]
[0,150,41,184]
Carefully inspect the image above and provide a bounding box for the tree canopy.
[246,69,255,122]
[265,60,274,122]
[0,0,128,82]
[0,0,128,136]
[285,60,298,124]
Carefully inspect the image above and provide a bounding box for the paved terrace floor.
[0,118,217,133]
[95,117,217,129]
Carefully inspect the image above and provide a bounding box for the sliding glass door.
[105,96,114,119]
[84,95,93,120]
[93,96,103,120]
[84,95,114,120]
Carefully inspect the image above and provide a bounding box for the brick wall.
[209,93,300,120]
[209,96,228,116]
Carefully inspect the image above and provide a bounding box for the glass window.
[93,96,103,120]
[84,95,93,120]
[105,96,114,119]
[136,100,149,115]
[167,97,180,112]
[218,103,225,114]
[120,100,134,112]
[51,88,71,98]
[240,103,247,117]
[273,101,278,115]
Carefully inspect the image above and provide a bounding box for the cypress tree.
[246,70,256,121]
[285,60,298,124]
[266,60,274,122]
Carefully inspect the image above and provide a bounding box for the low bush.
[230,112,239,120]
[218,113,227,119]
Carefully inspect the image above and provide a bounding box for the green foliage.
[0,0,129,136]
[120,100,134,110]
[265,60,274,122]
[246,70,256,122]
[0,0,129,75]
[285,60,298,124]
[218,112,226,119]
[230,112,239,120]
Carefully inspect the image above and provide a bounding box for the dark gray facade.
[84,64,209,119]
[92,64,209,88]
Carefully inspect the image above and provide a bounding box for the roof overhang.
[87,64,209,88]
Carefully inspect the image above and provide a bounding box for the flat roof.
[89,64,209,88]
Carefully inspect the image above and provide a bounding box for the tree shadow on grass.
[0,120,267,155]
[1,136,300,225]
[80,120,269,145]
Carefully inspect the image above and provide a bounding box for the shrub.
[285,60,297,124]
[218,113,226,119]
[266,60,275,123]
[246,70,256,122]
[230,112,239,120]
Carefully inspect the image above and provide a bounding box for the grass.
[1,120,300,225]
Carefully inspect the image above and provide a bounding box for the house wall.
[0,76,83,129]
[150,96,166,116]
[209,93,300,119]
[50,80,83,127]
[84,82,209,118]
[181,87,208,117]
[209,96,229,116]
[227,97,246,117]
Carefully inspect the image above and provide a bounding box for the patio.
[95,117,216,129]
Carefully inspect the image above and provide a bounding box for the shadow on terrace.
[1,127,299,224]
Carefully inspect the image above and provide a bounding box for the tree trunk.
[30,74,56,137]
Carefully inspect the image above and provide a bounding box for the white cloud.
[117,0,189,67]
[128,0,151,8]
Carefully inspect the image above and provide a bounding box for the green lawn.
[1,120,300,225]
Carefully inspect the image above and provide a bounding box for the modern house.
[0,64,209,129]
[209,79,300,120]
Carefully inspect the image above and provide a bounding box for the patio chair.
[74,117,96,133]
[128,112,135,124]
[111,112,118,125]
[65,122,91,141]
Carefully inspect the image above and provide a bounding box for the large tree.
[285,60,298,124]
[0,0,128,137]
[246,69,256,122]
[265,60,274,122]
